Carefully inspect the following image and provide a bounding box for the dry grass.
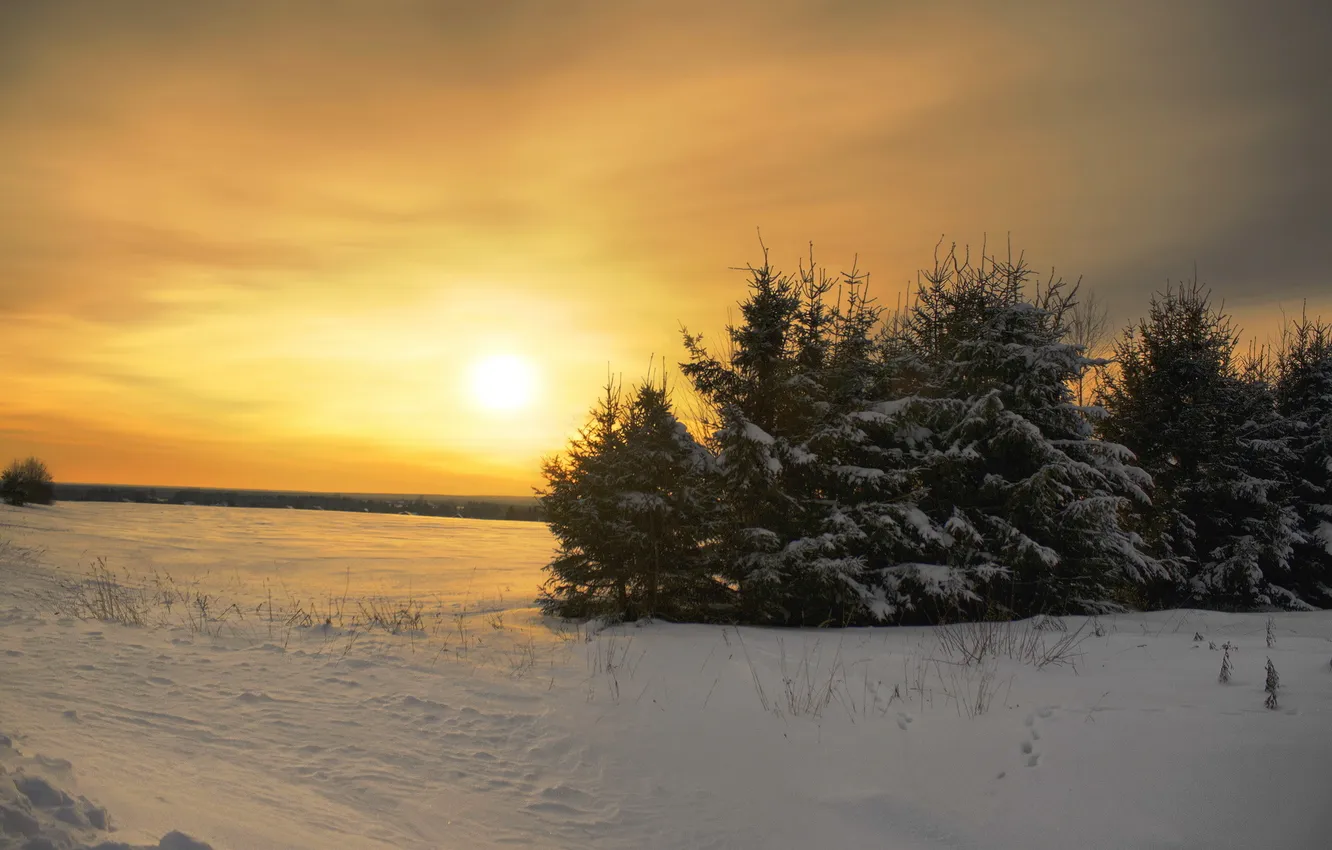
[584,629,644,703]
[60,557,150,627]
[935,615,1090,670]
[50,557,575,678]
[730,626,1021,723]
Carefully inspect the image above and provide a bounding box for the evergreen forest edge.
[538,239,1332,626]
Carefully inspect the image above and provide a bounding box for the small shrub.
[1,456,55,506]
[1218,645,1233,683]
[936,616,1089,670]
[1264,657,1280,710]
[1265,617,1275,649]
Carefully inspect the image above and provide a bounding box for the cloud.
[1,0,1328,490]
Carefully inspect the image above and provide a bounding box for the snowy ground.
[2,503,1331,849]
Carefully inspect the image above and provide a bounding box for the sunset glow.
[469,355,538,413]
[0,1,1327,495]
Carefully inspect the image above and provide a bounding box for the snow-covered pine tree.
[681,248,807,622]
[538,380,635,618]
[776,261,921,624]
[612,375,730,621]
[539,375,725,622]
[1098,283,1305,610]
[868,243,1160,620]
[681,247,896,624]
[1275,310,1332,607]
[1207,348,1305,609]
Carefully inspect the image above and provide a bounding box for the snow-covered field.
[2,503,1330,849]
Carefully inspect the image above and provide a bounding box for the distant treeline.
[53,484,544,522]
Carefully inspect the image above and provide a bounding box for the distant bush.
[1,456,55,506]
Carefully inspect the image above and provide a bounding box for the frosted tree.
[1275,309,1332,606]
[1218,644,1233,683]
[539,376,725,621]
[538,380,635,618]
[773,262,917,624]
[1098,283,1305,609]
[863,243,1161,620]
[681,247,808,621]
[681,245,918,624]
[612,376,729,620]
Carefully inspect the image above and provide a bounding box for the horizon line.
[54,482,540,502]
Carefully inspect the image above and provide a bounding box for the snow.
[1316,520,1332,555]
[3,502,1332,849]
[830,465,885,484]
[741,422,775,445]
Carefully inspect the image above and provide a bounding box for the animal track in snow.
[1021,707,1056,768]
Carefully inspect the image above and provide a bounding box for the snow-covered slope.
[2,504,1330,849]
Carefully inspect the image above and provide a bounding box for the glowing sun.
[468,354,537,412]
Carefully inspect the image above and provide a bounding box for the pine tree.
[539,376,725,621]
[865,244,1160,620]
[1098,283,1306,609]
[776,261,912,624]
[681,249,805,622]
[681,247,905,624]
[1275,310,1332,606]
[1206,348,1304,608]
[613,376,729,620]
[538,380,635,619]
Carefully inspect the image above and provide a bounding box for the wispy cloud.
[2,0,1328,491]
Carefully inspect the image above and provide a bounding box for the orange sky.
[2,0,1329,496]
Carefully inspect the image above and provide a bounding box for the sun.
[468,354,537,412]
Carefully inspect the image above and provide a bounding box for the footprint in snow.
[1021,709,1053,768]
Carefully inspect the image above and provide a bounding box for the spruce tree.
[539,377,724,621]
[1275,310,1332,606]
[681,249,807,622]
[1098,284,1305,609]
[862,245,1160,620]
[680,248,892,624]
[538,380,635,619]
[777,262,912,624]
[613,376,729,620]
